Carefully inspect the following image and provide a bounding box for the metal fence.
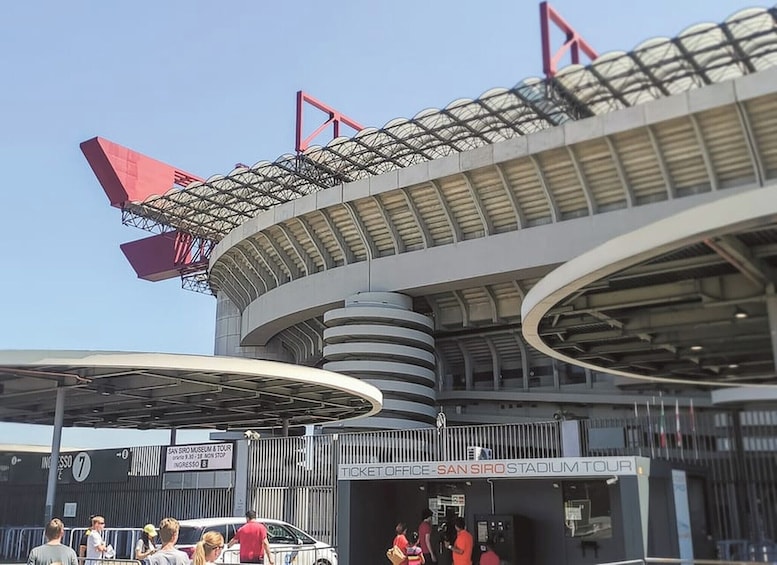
[338,421,562,463]
[0,526,143,562]
[2,414,775,560]
[244,421,562,545]
[221,543,338,565]
[581,409,777,545]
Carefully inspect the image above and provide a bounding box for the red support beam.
[80,137,203,208]
[120,231,213,282]
[540,1,598,79]
[82,136,211,284]
[295,91,364,153]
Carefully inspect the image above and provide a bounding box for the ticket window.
[562,481,613,540]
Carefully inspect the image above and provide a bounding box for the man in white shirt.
[86,515,107,565]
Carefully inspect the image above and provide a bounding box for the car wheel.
[314,559,331,565]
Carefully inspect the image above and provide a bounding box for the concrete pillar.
[336,480,352,565]
[323,292,436,429]
[232,439,249,516]
[44,385,66,523]
[767,287,777,372]
[214,292,292,361]
[560,420,581,457]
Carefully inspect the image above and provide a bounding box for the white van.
[175,517,337,565]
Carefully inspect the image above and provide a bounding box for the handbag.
[387,545,406,565]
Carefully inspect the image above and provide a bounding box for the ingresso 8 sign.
[164,443,234,472]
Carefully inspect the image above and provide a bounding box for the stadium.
[12,1,772,562]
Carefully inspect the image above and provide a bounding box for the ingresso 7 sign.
[165,443,234,472]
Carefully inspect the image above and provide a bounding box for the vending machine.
[474,514,533,565]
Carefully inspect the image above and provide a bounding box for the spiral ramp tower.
[323,292,436,429]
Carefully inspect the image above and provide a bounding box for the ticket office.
[336,457,704,565]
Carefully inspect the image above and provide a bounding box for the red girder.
[295,91,364,153]
[81,137,211,283]
[540,2,598,79]
[80,136,203,208]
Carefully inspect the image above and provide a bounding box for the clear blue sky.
[0,0,753,448]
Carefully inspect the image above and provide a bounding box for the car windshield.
[285,524,316,544]
[177,526,204,545]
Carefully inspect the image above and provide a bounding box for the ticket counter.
[336,457,706,565]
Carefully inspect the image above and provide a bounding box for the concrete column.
[336,480,352,565]
[214,292,292,361]
[767,288,777,372]
[44,385,66,523]
[323,292,436,429]
[619,476,647,560]
[560,420,581,457]
[232,439,249,516]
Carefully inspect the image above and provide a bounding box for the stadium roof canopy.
[118,6,777,242]
[0,351,382,430]
[521,186,777,388]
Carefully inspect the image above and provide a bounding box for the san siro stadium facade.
[77,3,777,555]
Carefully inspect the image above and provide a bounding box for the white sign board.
[672,470,695,563]
[165,443,234,472]
[63,503,77,518]
[338,457,642,481]
[565,506,582,521]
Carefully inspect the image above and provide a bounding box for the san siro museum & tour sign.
[337,456,647,481]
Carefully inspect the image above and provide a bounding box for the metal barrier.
[221,543,339,565]
[597,558,775,565]
[0,527,143,562]
[83,560,142,565]
[0,527,44,561]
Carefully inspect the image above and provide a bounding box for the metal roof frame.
[120,7,777,243]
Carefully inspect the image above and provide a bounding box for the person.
[135,524,158,561]
[418,509,436,564]
[227,510,274,565]
[192,531,224,565]
[392,523,409,565]
[445,518,473,565]
[146,518,189,565]
[440,511,458,565]
[78,516,95,562]
[85,516,107,565]
[478,538,499,565]
[27,518,79,565]
[405,532,425,565]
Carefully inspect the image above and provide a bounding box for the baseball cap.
[143,524,158,537]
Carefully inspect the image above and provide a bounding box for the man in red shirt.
[227,510,275,564]
[445,518,473,565]
[418,508,437,564]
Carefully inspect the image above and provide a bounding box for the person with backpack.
[405,532,425,565]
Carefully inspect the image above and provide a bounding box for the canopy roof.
[0,351,382,430]
[121,6,777,241]
[521,187,777,387]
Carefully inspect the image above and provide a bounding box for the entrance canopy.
[522,186,777,387]
[0,350,382,430]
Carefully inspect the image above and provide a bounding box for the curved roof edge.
[0,350,383,429]
[521,184,777,387]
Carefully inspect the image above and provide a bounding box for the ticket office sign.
[165,443,234,472]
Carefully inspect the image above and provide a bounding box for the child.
[406,532,426,565]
